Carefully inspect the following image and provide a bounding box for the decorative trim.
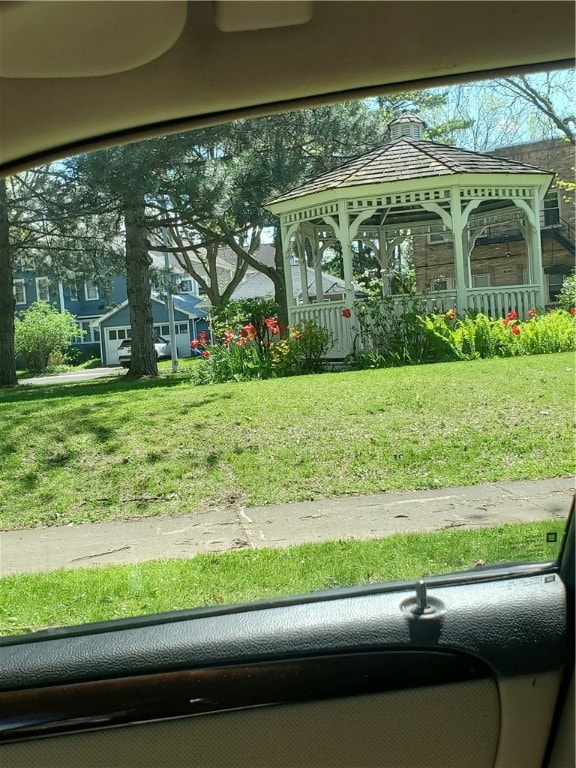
[0,651,491,744]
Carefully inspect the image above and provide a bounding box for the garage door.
[153,323,190,357]
[105,326,131,365]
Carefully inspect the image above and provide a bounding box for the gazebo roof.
[268,137,551,207]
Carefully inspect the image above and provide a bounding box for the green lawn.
[0,520,565,636]
[0,353,573,530]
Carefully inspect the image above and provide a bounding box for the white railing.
[389,291,458,315]
[466,285,540,319]
[290,300,353,358]
[290,285,542,360]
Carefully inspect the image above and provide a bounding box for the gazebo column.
[312,235,324,302]
[280,219,297,318]
[296,230,309,304]
[527,200,546,309]
[336,200,354,308]
[451,208,468,313]
[511,197,546,309]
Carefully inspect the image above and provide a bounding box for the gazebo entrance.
[266,115,553,358]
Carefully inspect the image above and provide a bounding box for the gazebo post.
[337,199,355,308]
[296,229,309,304]
[449,187,469,315]
[280,219,296,316]
[527,197,546,309]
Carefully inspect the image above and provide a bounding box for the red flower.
[198,330,208,344]
[190,339,200,349]
[264,317,278,329]
[342,308,352,318]
[237,337,246,346]
[270,324,280,335]
[277,323,287,332]
[527,308,537,318]
[241,323,257,340]
[223,328,234,343]
[446,310,456,320]
[571,307,576,315]
[201,350,210,358]
[506,310,518,321]
[511,325,521,335]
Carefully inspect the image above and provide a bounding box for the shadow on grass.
[0,375,234,407]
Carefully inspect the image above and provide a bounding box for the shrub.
[270,322,332,376]
[14,302,84,372]
[422,309,575,361]
[353,294,434,367]
[191,319,330,385]
[557,272,576,312]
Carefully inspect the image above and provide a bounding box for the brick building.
[413,137,574,305]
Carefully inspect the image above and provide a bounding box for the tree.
[421,70,575,150]
[66,137,189,378]
[0,177,16,386]
[14,301,82,371]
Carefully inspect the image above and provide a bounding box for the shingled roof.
[268,137,550,206]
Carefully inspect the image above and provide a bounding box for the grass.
[0,352,573,530]
[0,520,565,636]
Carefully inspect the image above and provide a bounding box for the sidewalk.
[1,476,573,576]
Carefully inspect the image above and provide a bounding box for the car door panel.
[0,563,569,767]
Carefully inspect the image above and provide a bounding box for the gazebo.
[266,115,554,358]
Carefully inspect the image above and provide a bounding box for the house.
[13,243,349,364]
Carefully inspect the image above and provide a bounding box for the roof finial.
[389,113,426,140]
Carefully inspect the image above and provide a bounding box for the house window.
[85,281,100,300]
[177,322,188,334]
[472,274,490,288]
[427,232,452,244]
[108,329,117,341]
[35,277,50,302]
[13,280,26,305]
[547,272,566,303]
[68,282,80,301]
[542,191,560,227]
[431,277,455,291]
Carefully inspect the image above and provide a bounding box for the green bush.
[191,318,330,385]
[353,294,436,367]
[557,272,576,312]
[14,302,84,372]
[270,322,332,376]
[422,309,575,361]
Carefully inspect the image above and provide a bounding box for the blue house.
[94,293,208,365]
[13,256,208,365]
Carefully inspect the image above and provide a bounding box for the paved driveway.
[19,367,122,385]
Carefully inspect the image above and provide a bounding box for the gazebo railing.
[289,285,542,359]
[290,300,352,357]
[466,285,539,319]
[388,291,458,315]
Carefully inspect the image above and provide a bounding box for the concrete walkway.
[1,476,573,575]
[19,367,121,386]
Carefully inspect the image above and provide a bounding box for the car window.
[0,68,574,637]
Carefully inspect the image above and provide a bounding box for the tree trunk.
[273,229,289,329]
[0,178,16,387]
[124,195,158,377]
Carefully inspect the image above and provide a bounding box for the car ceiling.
[0,1,574,174]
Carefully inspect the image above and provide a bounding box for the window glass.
[35,277,50,302]
[13,280,26,304]
[85,281,100,300]
[1,67,573,639]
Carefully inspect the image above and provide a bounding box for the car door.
[0,2,574,767]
